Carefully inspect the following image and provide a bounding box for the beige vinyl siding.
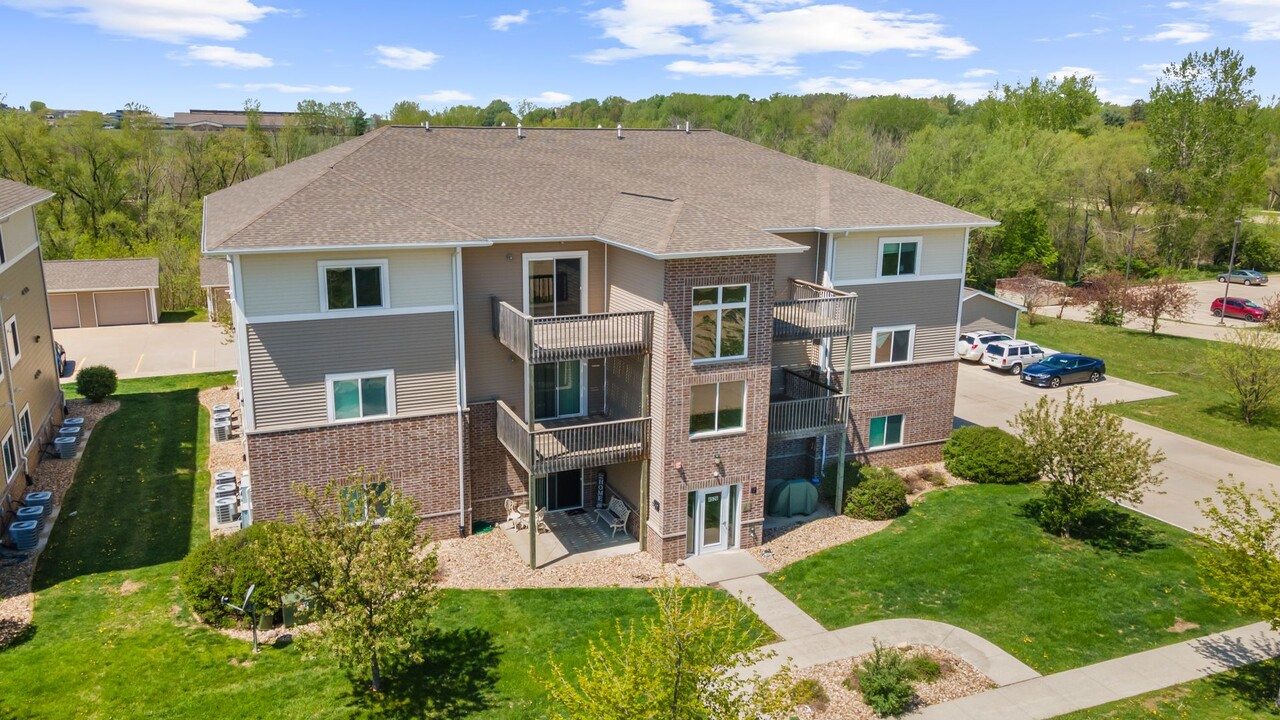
[606,460,644,511]
[462,240,607,410]
[772,339,812,368]
[831,278,962,368]
[247,312,457,431]
[772,232,820,300]
[0,206,40,264]
[605,354,645,418]
[961,295,1018,337]
[238,248,455,317]
[1,250,62,470]
[831,227,966,282]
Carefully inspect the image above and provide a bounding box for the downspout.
[834,294,855,513]
[955,228,972,343]
[452,248,468,536]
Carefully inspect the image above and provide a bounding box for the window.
[533,360,583,420]
[4,316,19,366]
[871,325,914,365]
[691,284,748,362]
[868,414,904,448]
[879,238,920,277]
[17,406,31,451]
[319,260,387,311]
[0,225,6,264]
[1,431,15,483]
[689,380,746,435]
[326,371,395,422]
[341,482,389,523]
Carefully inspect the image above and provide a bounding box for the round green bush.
[75,365,118,403]
[820,460,864,509]
[179,522,287,628]
[942,426,1037,485]
[843,467,909,520]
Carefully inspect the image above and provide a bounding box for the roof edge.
[963,286,1027,312]
[0,189,56,221]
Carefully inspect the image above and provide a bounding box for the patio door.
[524,252,586,317]
[534,470,584,512]
[533,360,584,420]
[689,485,739,556]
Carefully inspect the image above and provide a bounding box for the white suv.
[981,340,1045,374]
[956,330,1012,361]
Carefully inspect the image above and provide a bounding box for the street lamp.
[1217,219,1244,326]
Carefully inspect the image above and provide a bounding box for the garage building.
[199,257,231,322]
[960,286,1025,338]
[45,258,160,328]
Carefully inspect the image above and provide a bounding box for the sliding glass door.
[534,470,584,512]
[525,254,584,317]
[533,360,583,420]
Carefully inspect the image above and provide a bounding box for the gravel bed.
[0,399,120,647]
[789,645,995,719]
[435,528,702,590]
[200,385,245,481]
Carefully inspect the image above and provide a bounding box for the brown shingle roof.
[203,126,995,257]
[0,178,54,219]
[45,258,160,292]
[200,257,230,287]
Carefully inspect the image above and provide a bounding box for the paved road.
[54,323,237,380]
[955,362,1280,531]
[1046,278,1273,342]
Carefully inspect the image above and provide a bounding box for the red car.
[1210,296,1269,322]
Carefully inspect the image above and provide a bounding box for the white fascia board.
[208,240,493,256]
[0,194,56,223]
[963,288,1027,312]
[764,221,1001,234]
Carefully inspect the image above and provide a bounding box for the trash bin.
[281,590,316,627]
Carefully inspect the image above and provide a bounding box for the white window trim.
[317,259,390,313]
[869,413,905,449]
[691,284,750,364]
[343,482,393,526]
[876,236,923,278]
[1,430,16,485]
[17,404,32,452]
[689,380,748,438]
[4,316,19,367]
[324,370,396,424]
[870,324,916,366]
[521,250,590,316]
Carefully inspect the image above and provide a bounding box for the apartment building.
[202,126,994,565]
[0,179,66,512]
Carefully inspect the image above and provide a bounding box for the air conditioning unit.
[16,505,44,533]
[212,419,231,442]
[63,417,85,427]
[24,491,52,515]
[213,470,237,485]
[54,436,78,459]
[214,496,238,525]
[57,425,82,442]
[212,403,231,415]
[8,520,39,551]
[214,482,237,500]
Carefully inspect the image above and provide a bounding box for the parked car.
[1210,296,1269,322]
[1020,353,1106,388]
[955,330,1012,361]
[981,340,1046,374]
[1217,269,1269,286]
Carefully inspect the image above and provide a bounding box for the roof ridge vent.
[422,121,429,132]
[617,123,623,140]
[517,122,524,139]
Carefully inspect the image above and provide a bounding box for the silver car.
[955,330,1012,361]
[981,340,1045,374]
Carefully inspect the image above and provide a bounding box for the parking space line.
[133,354,144,374]
[191,349,197,369]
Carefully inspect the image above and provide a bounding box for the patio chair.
[503,498,521,527]
[533,509,549,534]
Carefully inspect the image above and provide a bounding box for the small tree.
[1262,292,1280,332]
[1012,389,1165,538]
[75,365,118,402]
[1010,264,1060,327]
[540,578,795,720]
[1078,272,1128,326]
[272,470,438,692]
[1207,328,1280,424]
[1126,276,1196,334]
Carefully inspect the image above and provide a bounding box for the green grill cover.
[766,479,818,517]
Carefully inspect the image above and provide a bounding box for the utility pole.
[1075,210,1090,281]
[1120,225,1144,317]
[1217,218,1243,326]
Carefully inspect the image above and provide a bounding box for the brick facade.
[465,401,528,524]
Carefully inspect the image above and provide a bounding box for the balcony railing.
[492,298,653,364]
[496,400,650,475]
[768,368,850,440]
[773,279,857,341]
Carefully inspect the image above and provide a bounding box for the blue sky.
[0,0,1277,117]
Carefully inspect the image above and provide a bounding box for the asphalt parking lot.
[54,322,237,381]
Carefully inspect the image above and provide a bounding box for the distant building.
[173,109,296,132]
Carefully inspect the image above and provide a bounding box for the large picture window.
[879,238,919,277]
[691,284,748,362]
[689,380,746,436]
[871,325,914,365]
[326,370,394,422]
[869,414,904,448]
[320,260,387,311]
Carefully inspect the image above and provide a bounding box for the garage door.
[50,293,81,329]
[93,290,150,326]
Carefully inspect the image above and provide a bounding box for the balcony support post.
[834,299,855,512]
[525,361,537,570]
[638,350,651,553]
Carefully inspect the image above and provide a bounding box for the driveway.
[54,323,237,380]
[955,361,1280,531]
[1047,279,1273,342]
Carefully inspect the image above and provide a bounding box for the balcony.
[492,299,653,364]
[768,368,850,440]
[495,399,650,476]
[773,279,857,341]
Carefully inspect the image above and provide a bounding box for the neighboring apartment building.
[173,109,295,132]
[202,126,994,564]
[0,179,66,514]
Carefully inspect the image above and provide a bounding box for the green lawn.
[1020,317,1280,466]
[1055,659,1280,719]
[0,373,728,719]
[770,484,1252,674]
[159,307,209,323]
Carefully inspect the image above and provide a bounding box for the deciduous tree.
[1207,327,1280,424]
[1126,276,1196,334]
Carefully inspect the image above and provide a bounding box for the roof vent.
[501,121,507,127]
[597,124,602,129]
[422,121,430,131]
[517,122,524,139]
[684,121,691,134]
[617,123,624,140]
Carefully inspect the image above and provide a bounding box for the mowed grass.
[1056,659,1280,719]
[769,485,1252,674]
[1020,317,1280,465]
[0,373,731,719]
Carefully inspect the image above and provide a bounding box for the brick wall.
[466,401,528,523]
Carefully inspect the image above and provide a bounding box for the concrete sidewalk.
[912,622,1280,719]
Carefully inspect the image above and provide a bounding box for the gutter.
[451,247,469,536]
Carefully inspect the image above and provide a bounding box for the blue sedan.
[1021,353,1106,388]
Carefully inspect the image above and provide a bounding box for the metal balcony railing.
[768,368,850,440]
[772,279,857,341]
[492,298,653,364]
[495,400,650,475]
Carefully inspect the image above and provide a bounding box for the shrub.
[820,460,864,509]
[790,677,829,711]
[905,654,942,683]
[943,426,1037,484]
[75,365,118,403]
[844,468,909,521]
[179,522,289,628]
[853,642,916,717]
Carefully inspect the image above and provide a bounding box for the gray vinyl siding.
[238,248,454,317]
[831,227,966,283]
[247,312,457,430]
[773,232,820,300]
[831,278,962,368]
[961,296,1018,337]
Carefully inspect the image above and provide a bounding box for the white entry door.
[693,485,733,555]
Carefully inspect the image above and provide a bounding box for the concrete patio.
[500,507,639,568]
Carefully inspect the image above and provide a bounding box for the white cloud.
[525,91,572,105]
[962,67,997,78]
[1050,65,1102,81]
[585,0,976,68]
[1063,26,1108,38]
[665,59,799,76]
[1127,77,1148,84]
[2,0,277,43]
[219,82,352,94]
[1141,22,1212,43]
[374,45,440,70]
[418,90,475,103]
[491,9,529,31]
[1166,1,1189,8]
[1140,62,1175,75]
[796,75,991,102]
[1203,0,1280,40]
[174,45,273,68]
